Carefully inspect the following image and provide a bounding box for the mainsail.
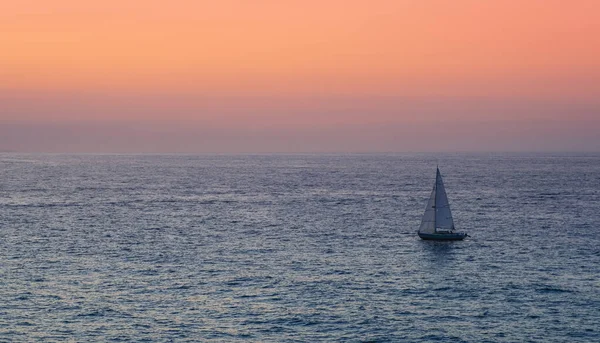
[418,167,455,233]
[434,168,454,230]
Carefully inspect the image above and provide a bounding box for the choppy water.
[1,153,599,342]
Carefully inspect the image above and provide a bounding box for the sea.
[1,153,599,342]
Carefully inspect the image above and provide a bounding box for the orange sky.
[1,0,599,152]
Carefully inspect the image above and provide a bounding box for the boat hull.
[418,232,467,241]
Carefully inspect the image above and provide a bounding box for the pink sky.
[1,0,599,152]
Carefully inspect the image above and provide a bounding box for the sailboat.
[418,167,468,240]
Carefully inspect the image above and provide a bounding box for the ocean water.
[1,153,599,342]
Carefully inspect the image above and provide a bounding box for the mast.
[433,167,438,231]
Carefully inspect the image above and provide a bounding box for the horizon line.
[2,150,600,155]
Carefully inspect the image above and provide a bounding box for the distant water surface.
[1,153,599,342]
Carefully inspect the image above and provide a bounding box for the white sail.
[434,168,454,230]
[418,186,437,234]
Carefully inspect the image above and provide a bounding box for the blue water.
[1,153,599,342]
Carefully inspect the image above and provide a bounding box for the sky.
[1,0,599,152]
